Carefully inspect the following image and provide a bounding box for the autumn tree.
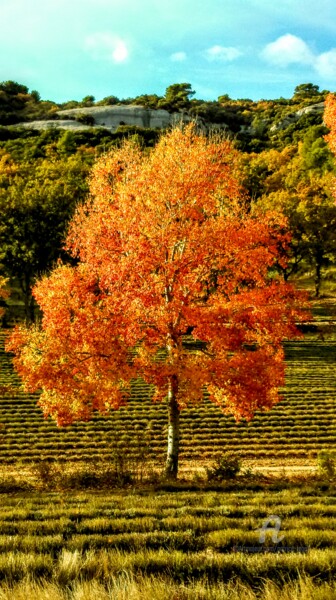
[0,276,8,326]
[324,93,336,201]
[7,126,307,479]
[0,276,10,395]
[249,128,336,294]
[0,150,90,320]
[258,174,336,296]
[324,93,336,153]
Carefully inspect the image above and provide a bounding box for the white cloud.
[112,40,129,63]
[204,45,242,62]
[170,51,187,62]
[261,34,314,67]
[315,49,336,78]
[85,32,129,63]
[262,33,336,80]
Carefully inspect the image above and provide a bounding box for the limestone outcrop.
[270,102,324,132]
[16,105,192,132]
[15,119,102,131]
[57,105,191,130]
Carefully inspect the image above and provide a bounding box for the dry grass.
[0,574,334,600]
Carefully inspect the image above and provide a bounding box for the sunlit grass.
[0,574,334,600]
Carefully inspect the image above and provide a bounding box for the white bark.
[165,374,180,479]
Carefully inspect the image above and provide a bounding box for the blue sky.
[1,0,336,103]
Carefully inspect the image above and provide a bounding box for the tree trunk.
[315,251,323,298]
[29,293,35,323]
[165,375,180,479]
[23,284,32,323]
[21,272,35,323]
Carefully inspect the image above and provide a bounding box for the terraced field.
[0,304,335,598]
[0,326,335,467]
[0,486,334,598]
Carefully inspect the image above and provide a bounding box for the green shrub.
[205,452,241,481]
[31,457,63,488]
[75,113,95,126]
[317,450,335,478]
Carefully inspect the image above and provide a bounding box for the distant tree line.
[0,80,329,152]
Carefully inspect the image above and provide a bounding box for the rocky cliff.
[16,105,192,132]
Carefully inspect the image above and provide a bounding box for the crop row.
[0,547,334,589]
[0,332,335,463]
[0,487,333,587]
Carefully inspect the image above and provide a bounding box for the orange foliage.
[0,277,8,319]
[0,277,10,395]
[7,126,309,426]
[324,94,336,201]
[324,93,336,156]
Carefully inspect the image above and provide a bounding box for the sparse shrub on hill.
[75,113,95,126]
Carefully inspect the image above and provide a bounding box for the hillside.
[0,80,329,152]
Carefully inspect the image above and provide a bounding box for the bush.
[75,113,95,126]
[0,475,32,493]
[317,450,335,478]
[31,458,62,489]
[205,452,241,481]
